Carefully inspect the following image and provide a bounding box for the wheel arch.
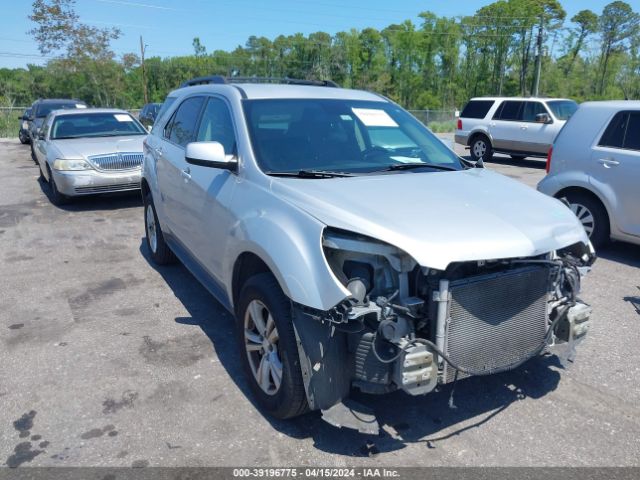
[555,186,611,234]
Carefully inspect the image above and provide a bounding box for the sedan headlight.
[52,159,93,171]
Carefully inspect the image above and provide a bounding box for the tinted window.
[547,100,578,121]
[599,112,627,149]
[167,96,205,147]
[153,97,178,134]
[521,102,548,122]
[196,97,237,155]
[51,113,147,139]
[494,101,523,121]
[35,102,85,118]
[243,99,463,174]
[623,113,640,151]
[460,100,495,119]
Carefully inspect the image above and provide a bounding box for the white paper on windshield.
[351,108,398,127]
[76,104,87,108]
[114,114,133,122]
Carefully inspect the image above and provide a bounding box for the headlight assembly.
[52,159,93,171]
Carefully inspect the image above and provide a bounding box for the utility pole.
[140,36,148,105]
[533,14,544,97]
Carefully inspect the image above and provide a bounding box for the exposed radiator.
[442,266,550,383]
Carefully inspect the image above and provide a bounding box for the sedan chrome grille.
[87,152,143,171]
[442,266,550,383]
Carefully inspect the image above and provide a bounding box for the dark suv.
[28,99,87,160]
[138,103,161,129]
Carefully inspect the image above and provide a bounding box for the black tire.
[30,145,37,162]
[564,192,609,248]
[236,273,308,419]
[47,167,69,206]
[19,132,29,145]
[143,193,176,265]
[510,154,527,160]
[469,134,493,163]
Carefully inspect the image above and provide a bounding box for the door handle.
[154,147,163,157]
[598,158,620,168]
[520,125,528,130]
[181,168,191,181]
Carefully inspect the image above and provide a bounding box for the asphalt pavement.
[1,138,639,468]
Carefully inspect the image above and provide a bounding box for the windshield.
[547,100,578,121]
[243,99,463,175]
[36,102,85,118]
[51,112,147,139]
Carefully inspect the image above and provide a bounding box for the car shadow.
[596,241,640,269]
[37,177,142,211]
[461,154,546,170]
[139,240,564,455]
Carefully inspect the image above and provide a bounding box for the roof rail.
[179,76,339,88]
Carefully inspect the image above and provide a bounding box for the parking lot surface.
[1,138,639,467]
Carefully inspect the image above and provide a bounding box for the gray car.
[142,76,595,433]
[34,108,147,205]
[538,101,640,248]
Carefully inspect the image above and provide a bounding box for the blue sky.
[0,0,619,69]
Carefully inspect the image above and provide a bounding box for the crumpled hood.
[271,168,589,270]
[52,135,146,159]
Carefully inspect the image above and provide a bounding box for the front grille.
[442,266,550,383]
[88,152,142,171]
[74,182,140,194]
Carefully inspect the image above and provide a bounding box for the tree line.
[0,0,639,111]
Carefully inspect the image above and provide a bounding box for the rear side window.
[165,96,205,147]
[599,112,627,149]
[624,113,640,151]
[493,101,523,121]
[460,100,494,119]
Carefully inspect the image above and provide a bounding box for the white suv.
[455,97,578,162]
[538,101,640,248]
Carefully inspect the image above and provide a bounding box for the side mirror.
[185,141,237,171]
[535,113,552,124]
[37,130,45,140]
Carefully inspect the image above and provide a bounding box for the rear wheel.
[563,192,609,248]
[470,135,493,163]
[143,193,175,265]
[236,273,308,419]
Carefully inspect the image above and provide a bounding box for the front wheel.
[236,273,308,419]
[470,135,493,163]
[563,192,609,248]
[47,167,69,206]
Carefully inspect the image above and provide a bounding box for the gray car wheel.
[236,273,308,419]
[563,192,609,248]
[143,193,175,265]
[47,167,69,206]
[470,135,493,162]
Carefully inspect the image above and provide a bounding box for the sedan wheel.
[244,299,283,396]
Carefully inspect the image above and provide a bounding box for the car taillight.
[546,146,553,173]
[457,118,462,130]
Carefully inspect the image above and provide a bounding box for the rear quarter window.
[598,112,627,149]
[460,100,495,119]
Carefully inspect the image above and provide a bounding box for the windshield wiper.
[375,162,458,172]
[266,170,355,178]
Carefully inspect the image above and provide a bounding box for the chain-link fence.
[408,109,458,133]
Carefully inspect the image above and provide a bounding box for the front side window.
[243,99,463,175]
[196,97,237,155]
[166,96,205,147]
[50,113,147,140]
[494,101,523,121]
[546,100,578,121]
[521,102,548,122]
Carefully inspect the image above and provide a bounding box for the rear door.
[590,110,640,237]
[156,95,206,242]
[489,100,524,151]
[179,96,239,282]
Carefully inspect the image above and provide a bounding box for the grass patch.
[427,120,456,133]
[0,110,21,138]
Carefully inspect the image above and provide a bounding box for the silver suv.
[455,97,578,162]
[538,101,640,248]
[142,77,594,432]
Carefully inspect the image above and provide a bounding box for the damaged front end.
[291,228,595,433]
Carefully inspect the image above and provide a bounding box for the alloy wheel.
[244,299,282,396]
[473,139,487,159]
[568,201,595,237]
[146,204,158,253]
